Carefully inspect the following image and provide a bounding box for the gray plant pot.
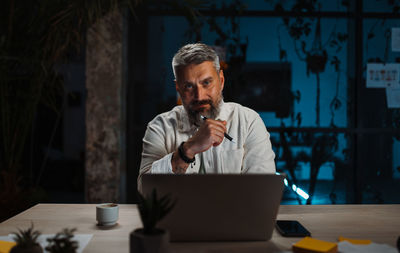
[10,244,43,253]
[130,228,170,253]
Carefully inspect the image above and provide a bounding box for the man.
[138,43,275,190]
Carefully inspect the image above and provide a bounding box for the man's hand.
[185,118,227,157]
[171,118,226,174]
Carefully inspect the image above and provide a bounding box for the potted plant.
[130,189,175,253]
[45,228,78,253]
[10,224,43,253]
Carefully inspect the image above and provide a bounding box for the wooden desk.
[0,204,399,252]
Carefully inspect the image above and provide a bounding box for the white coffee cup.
[96,203,119,226]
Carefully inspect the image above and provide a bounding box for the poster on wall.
[366,63,400,88]
[392,27,400,52]
[386,87,400,108]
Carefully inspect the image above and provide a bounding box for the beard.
[184,94,223,126]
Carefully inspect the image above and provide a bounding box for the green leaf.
[11,223,41,247]
[137,188,176,234]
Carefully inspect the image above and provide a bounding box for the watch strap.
[178,142,195,163]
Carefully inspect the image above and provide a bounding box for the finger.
[204,120,227,133]
[199,124,224,139]
[208,123,227,136]
[216,120,227,131]
[211,128,225,143]
[204,118,227,129]
[212,135,224,146]
[210,127,225,140]
[201,125,225,142]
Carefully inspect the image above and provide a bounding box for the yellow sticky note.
[0,240,16,253]
[338,236,372,245]
[292,236,337,253]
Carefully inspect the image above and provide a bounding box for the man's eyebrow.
[181,77,213,85]
[183,81,195,86]
[201,77,213,82]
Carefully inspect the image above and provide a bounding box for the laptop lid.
[141,174,284,242]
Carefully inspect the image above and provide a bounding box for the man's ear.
[175,80,184,100]
[219,70,225,91]
[175,80,179,92]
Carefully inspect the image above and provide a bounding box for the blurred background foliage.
[0,0,208,221]
[0,0,139,221]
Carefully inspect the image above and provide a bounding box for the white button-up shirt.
[138,102,276,190]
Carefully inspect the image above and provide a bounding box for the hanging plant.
[269,0,348,204]
[306,50,327,75]
[272,0,348,126]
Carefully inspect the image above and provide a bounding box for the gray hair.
[172,43,220,80]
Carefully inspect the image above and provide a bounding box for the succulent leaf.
[45,228,78,253]
[138,189,175,234]
[11,223,41,248]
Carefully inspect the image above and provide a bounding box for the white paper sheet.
[392,27,400,52]
[366,63,400,88]
[0,234,93,253]
[338,241,398,253]
[268,241,398,253]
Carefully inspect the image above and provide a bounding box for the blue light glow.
[276,172,310,200]
[296,187,310,200]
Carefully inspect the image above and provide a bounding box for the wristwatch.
[178,142,195,163]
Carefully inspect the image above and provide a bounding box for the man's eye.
[203,80,211,86]
[185,84,193,89]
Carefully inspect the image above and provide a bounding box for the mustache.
[191,100,213,106]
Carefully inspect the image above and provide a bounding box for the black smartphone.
[275,220,311,237]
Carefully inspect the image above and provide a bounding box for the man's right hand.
[185,118,227,157]
[171,118,227,174]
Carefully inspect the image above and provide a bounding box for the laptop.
[141,174,284,242]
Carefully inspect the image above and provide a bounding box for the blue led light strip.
[276,172,310,200]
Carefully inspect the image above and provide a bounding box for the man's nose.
[194,85,207,100]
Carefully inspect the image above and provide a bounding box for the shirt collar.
[216,100,228,121]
